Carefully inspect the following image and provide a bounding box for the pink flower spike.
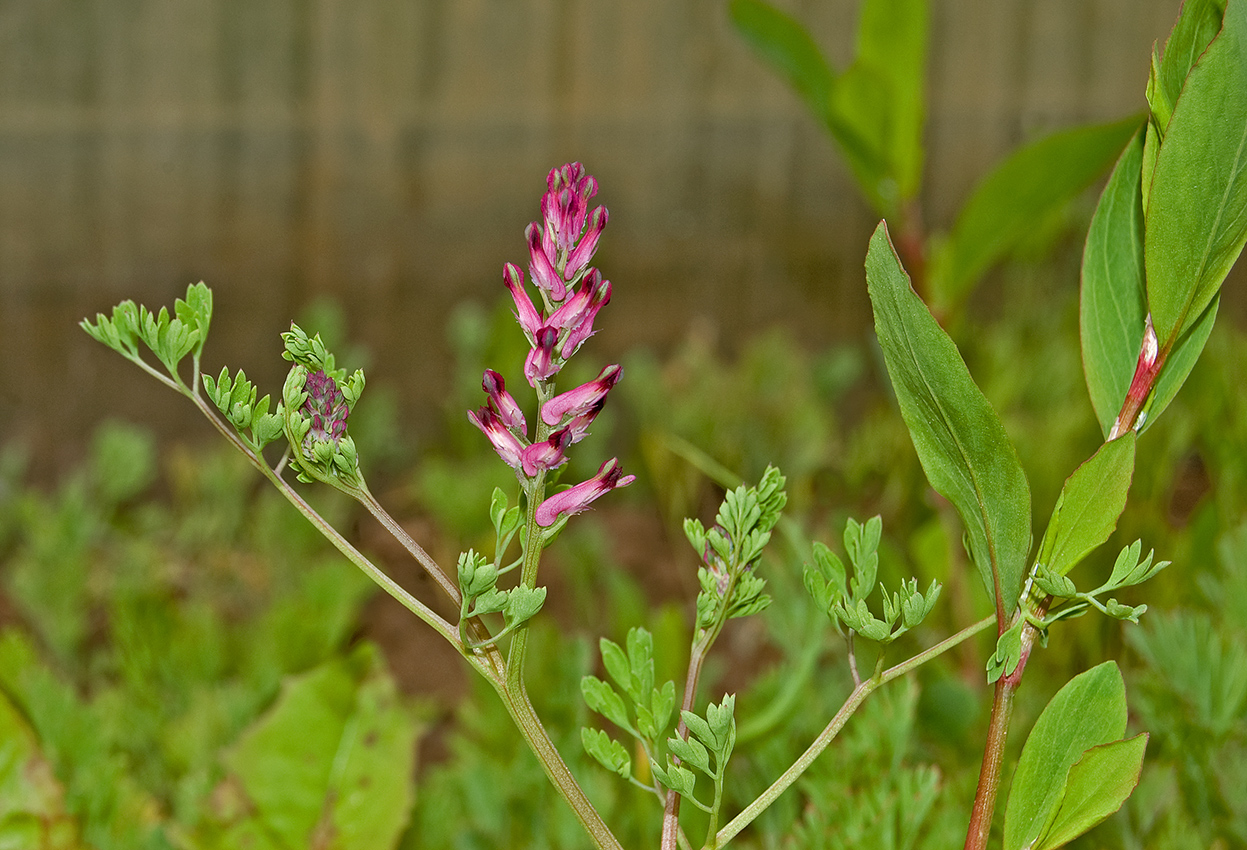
[524,326,561,386]
[535,457,635,527]
[541,364,622,426]
[482,369,526,434]
[468,407,526,470]
[527,224,567,301]
[565,206,608,281]
[504,263,543,340]
[520,428,572,477]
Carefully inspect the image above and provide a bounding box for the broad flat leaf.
[1145,0,1247,346]
[866,222,1031,615]
[1034,734,1149,850]
[220,644,419,850]
[1080,128,1147,437]
[1038,434,1137,577]
[729,0,833,116]
[936,115,1143,309]
[1003,662,1127,850]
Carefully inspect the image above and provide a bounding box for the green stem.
[186,391,466,650]
[357,486,461,604]
[495,677,625,850]
[662,638,712,850]
[715,615,995,847]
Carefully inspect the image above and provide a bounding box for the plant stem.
[187,391,466,650]
[962,615,1042,850]
[496,677,625,850]
[963,677,1016,849]
[357,486,461,604]
[662,637,712,849]
[715,615,995,847]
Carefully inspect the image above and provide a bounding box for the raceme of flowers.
[469,163,634,527]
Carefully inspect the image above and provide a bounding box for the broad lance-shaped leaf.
[1081,128,1147,437]
[1146,0,1247,347]
[1038,434,1136,578]
[866,222,1031,615]
[1035,734,1148,850]
[935,114,1143,311]
[1003,662,1131,850]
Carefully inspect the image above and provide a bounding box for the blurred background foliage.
[3,0,1247,847]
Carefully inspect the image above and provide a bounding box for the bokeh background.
[0,0,1214,478]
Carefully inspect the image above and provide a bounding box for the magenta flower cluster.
[469,164,634,527]
[303,369,349,444]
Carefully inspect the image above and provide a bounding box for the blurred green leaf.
[1146,0,1247,346]
[729,0,833,120]
[936,114,1143,310]
[1035,734,1148,850]
[867,221,1031,615]
[1003,662,1129,850]
[219,644,419,850]
[833,0,927,206]
[1038,433,1136,577]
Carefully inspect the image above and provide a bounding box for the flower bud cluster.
[280,323,366,488]
[470,164,633,527]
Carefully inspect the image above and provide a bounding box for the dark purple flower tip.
[524,326,561,387]
[482,369,527,434]
[303,369,349,443]
[520,428,572,477]
[535,457,635,527]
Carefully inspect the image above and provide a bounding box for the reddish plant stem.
[963,608,1045,849]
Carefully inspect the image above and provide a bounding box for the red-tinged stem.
[963,615,1044,850]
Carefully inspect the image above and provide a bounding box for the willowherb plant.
[79,1,1247,847]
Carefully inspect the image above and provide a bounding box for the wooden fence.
[0,0,1188,471]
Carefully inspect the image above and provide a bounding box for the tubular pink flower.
[482,369,526,434]
[535,457,635,527]
[468,406,526,470]
[547,269,604,332]
[524,326,561,386]
[541,364,622,426]
[559,276,611,359]
[565,206,608,281]
[527,224,567,301]
[520,428,572,477]
[504,263,544,339]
